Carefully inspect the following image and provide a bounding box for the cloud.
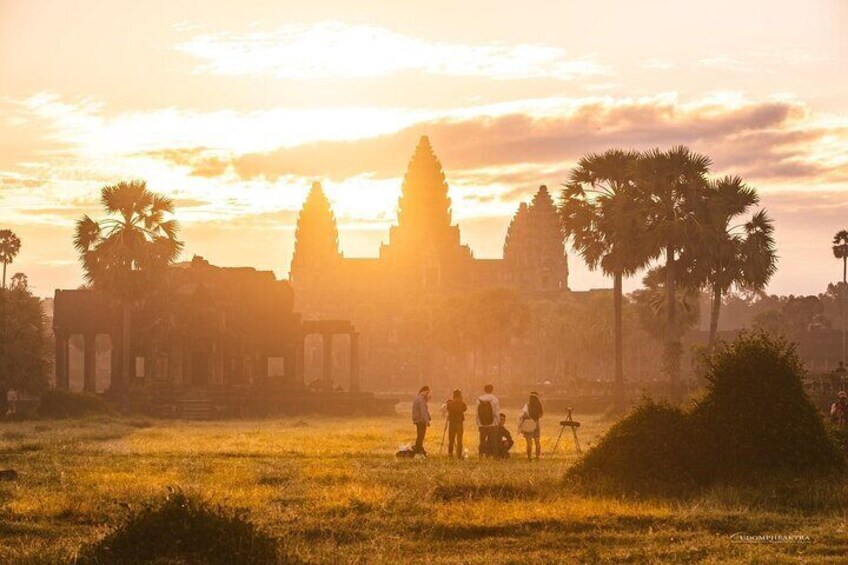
[219,95,846,188]
[175,21,609,81]
[642,58,674,70]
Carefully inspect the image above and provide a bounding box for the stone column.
[282,345,295,390]
[350,331,360,392]
[322,333,333,390]
[54,332,70,390]
[295,337,305,388]
[83,332,96,393]
[110,332,124,394]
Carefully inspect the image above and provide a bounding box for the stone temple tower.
[289,181,342,289]
[379,135,472,289]
[504,185,569,292]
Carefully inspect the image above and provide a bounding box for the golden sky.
[2,0,848,296]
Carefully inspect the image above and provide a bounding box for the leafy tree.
[634,146,711,399]
[681,176,777,349]
[631,268,700,342]
[561,149,656,410]
[9,272,28,292]
[73,180,182,396]
[752,308,792,338]
[0,229,22,289]
[435,288,529,381]
[0,284,49,393]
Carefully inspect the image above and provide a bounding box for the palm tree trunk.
[613,271,624,413]
[708,282,722,351]
[120,302,131,403]
[2,261,6,289]
[843,256,846,364]
[665,244,680,401]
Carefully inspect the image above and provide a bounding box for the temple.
[50,136,572,410]
[52,256,383,416]
[291,136,570,392]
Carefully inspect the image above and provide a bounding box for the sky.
[2,0,848,297]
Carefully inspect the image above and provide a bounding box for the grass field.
[1,408,847,564]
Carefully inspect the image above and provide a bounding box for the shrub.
[568,332,845,494]
[693,332,845,479]
[568,399,699,494]
[38,390,112,419]
[77,489,285,565]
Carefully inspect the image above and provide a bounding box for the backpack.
[528,397,543,420]
[478,399,494,426]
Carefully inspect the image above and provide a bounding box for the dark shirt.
[446,399,467,424]
[497,425,514,452]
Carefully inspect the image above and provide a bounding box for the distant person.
[831,390,848,430]
[5,388,18,417]
[445,389,467,458]
[518,391,544,460]
[476,384,500,457]
[411,386,431,456]
[494,413,514,459]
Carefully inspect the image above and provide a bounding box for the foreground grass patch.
[0,412,845,563]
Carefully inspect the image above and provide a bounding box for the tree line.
[560,147,778,410]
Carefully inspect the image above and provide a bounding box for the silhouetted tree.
[0,229,22,289]
[631,268,701,343]
[9,272,28,292]
[74,180,182,397]
[0,283,49,393]
[635,147,711,400]
[680,176,777,350]
[561,150,656,411]
[833,230,848,362]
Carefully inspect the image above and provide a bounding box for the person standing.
[445,389,467,458]
[412,386,431,456]
[831,390,848,430]
[476,384,500,457]
[518,392,544,460]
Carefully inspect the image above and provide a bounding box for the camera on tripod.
[551,407,581,454]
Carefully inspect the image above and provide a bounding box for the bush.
[693,332,845,479]
[568,399,699,494]
[38,390,112,419]
[77,489,285,564]
[568,332,845,494]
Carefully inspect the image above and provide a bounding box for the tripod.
[550,407,581,456]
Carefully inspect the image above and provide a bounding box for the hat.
[838,391,847,399]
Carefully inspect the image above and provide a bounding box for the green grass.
[0,409,846,563]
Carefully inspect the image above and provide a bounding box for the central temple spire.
[380,136,470,264]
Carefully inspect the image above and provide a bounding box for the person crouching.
[495,413,514,459]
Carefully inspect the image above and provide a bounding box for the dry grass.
[0,410,846,563]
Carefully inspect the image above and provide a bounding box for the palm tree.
[681,176,777,349]
[74,180,183,396]
[634,146,712,400]
[833,230,848,363]
[0,229,22,289]
[561,149,656,411]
